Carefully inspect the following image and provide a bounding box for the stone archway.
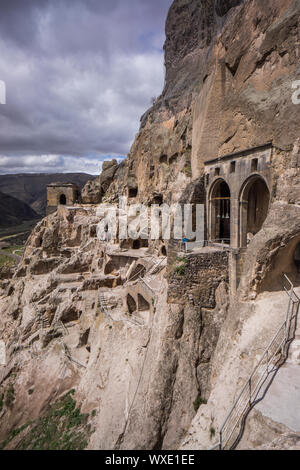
[239,176,270,247]
[294,242,300,273]
[127,294,137,314]
[128,263,146,281]
[161,245,167,257]
[132,240,141,250]
[59,194,67,205]
[209,179,231,244]
[138,294,150,312]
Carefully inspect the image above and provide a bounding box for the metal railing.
[138,276,156,294]
[211,274,299,450]
[98,289,143,326]
[183,239,230,252]
[124,255,166,286]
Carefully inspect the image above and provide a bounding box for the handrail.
[211,274,299,450]
[98,289,143,326]
[124,255,166,285]
[59,338,86,368]
[183,239,231,252]
[138,276,156,294]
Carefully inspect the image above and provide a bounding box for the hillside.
[0,173,94,216]
[0,191,39,228]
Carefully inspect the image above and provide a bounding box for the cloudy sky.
[0,0,172,175]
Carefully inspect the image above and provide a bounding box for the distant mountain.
[0,191,39,227]
[0,173,94,215]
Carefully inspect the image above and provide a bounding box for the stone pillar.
[239,200,248,248]
[230,198,239,249]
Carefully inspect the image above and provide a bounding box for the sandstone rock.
[81,159,118,204]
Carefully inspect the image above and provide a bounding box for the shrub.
[193,395,207,412]
[5,383,15,408]
[184,164,192,177]
[175,265,185,276]
[0,389,92,450]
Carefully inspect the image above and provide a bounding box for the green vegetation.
[184,164,192,177]
[0,392,4,412]
[0,389,92,450]
[171,256,189,276]
[210,426,216,440]
[0,423,30,449]
[176,256,188,264]
[0,254,15,268]
[5,383,15,408]
[193,395,207,412]
[175,265,185,276]
[0,244,25,268]
[2,244,24,255]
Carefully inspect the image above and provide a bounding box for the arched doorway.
[138,294,150,312]
[239,176,270,247]
[294,242,300,273]
[209,179,231,244]
[127,294,137,314]
[161,245,167,257]
[132,240,141,250]
[59,194,67,205]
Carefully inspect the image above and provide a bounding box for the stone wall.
[168,250,229,308]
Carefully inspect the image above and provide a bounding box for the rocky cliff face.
[0,205,228,450]
[84,0,299,205]
[0,0,300,451]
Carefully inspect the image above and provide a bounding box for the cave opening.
[138,294,150,312]
[127,294,137,314]
[129,187,138,198]
[132,240,141,250]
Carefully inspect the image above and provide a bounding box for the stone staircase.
[99,292,109,311]
[211,275,300,450]
[143,257,166,284]
[84,294,96,312]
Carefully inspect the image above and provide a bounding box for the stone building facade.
[46,182,81,215]
[204,143,272,250]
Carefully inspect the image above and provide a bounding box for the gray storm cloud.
[0,0,172,174]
